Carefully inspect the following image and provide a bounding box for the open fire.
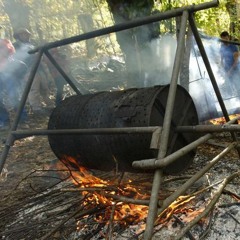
[1,115,240,239]
[61,156,151,225]
[209,114,240,125]
[1,140,239,240]
[55,155,213,238]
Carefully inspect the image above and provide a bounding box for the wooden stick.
[106,172,125,239]
[158,142,237,211]
[173,171,240,240]
[172,215,196,240]
[41,205,105,240]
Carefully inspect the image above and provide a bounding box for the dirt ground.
[0,114,55,197]
[0,112,239,239]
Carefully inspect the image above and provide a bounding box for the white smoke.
[189,38,240,121]
[143,34,240,122]
[146,34,177,85]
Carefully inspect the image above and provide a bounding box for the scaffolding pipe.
[11,127,161,139]
[144,10,189,240]
[189,13,240,156]
[133,133,213,169]
[8,122,240,140]
[189,14,230,122]
[44,50,81,95]
[175,123,240,132]
[157,141,237,214]
[133,116,239,169]
[0,50,44,173]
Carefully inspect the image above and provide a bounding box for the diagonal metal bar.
[157,141,237,215]
[133,116,240,170]
[133,133,213,170]
[188,14,230,122]
[44,50,81,95]
[188,13,240,156]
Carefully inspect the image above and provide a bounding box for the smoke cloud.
[139,34,240,122]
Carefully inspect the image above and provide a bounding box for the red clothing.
[0,39,15,70]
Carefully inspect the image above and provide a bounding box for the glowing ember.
[157,195,196,224]
[60,156,149,225]
[57,155,204,230]
[210,114,240,125]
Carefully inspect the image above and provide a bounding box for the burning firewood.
[173,171,240,240]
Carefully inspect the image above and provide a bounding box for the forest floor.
[0,58,239,239]
[0,112,239,239]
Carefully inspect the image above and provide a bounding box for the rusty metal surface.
[48,85,199,174]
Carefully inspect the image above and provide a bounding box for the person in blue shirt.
[220,31,239,95]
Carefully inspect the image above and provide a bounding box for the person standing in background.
[47,48,68,106]
[13,28,53,115]
[0,38,28,128]
[220,31,240,95]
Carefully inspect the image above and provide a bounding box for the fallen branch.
[104,192,150,205]
[162,175,193,184]
[172,215,196,240]
[218,202,240,208]
[41,204,106,240]
[198,210,215,240]
[157,142,237,212]
[222,189,240,201]
[226,211,240,224]
[173,171,240,240]
[61,186,118,192]
[106,172,125,239]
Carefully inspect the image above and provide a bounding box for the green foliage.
[155,0,230,37]
[194,1,230,36]
[0,0,237,56]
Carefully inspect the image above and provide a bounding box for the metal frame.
[1,0,239,239]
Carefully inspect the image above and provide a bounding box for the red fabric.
[0,39,15,55]
[0,39,15,70]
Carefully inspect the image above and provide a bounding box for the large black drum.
[48,85,199,174]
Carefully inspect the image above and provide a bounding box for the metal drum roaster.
[48,85,199,174]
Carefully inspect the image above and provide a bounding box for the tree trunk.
[78,13,96,58]
[3,0,31,33]
[226,0,239,39]
[106,0,158,87]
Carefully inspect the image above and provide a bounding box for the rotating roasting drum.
[48,85,199,174]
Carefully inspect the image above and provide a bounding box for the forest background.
[0,0,239,59]
[0,0,240,95]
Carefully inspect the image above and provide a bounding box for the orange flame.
[60,156,149,224]
[157,195,196,224]
[210,114,240,125]
[57,156,204,228]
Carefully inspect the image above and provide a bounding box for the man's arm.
[228,51,239,75]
